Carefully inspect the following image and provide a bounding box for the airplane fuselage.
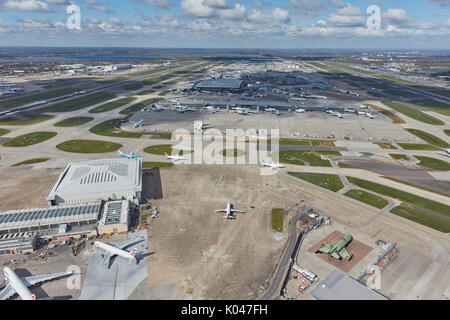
[3,267,36,300]
[94,241,136,261]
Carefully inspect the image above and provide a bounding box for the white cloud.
[1,0,51,12]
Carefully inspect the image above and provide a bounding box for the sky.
[0,0,449,49]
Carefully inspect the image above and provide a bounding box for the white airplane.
[94,240,140,269]
[131,119,144,128]
[152,104,164,111]
[296,108,306,113]
[165,152,186,162]
[176,106,195,113]
[336,113,344,118]
[357,111,366,115]
[261,159,285,170]
[215,203,245,220]
[195,122,210,132]
[0,267,72,300]
[203,106,219,113]
[366,113,375,119]
[265,108,277,113]
[119,150,141,159]
[439,145,450,158]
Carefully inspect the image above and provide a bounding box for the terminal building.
[195,79,245,92]
[47,158,142,206]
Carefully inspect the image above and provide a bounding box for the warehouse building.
[195,79,245,91]
[0,232,38,256]
[47,158,142,206]
[0,203,101,238]
[309,270,388,300]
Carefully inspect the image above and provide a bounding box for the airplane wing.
[231,209,245,213]
[215,209,227,213]
[0,284,16,300]
[101,252,114,268]
[316,244,331,254]
[338,247,352,260]
[331,252,341,260]
[21,271,73,287]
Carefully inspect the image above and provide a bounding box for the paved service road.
[260,212,303,300]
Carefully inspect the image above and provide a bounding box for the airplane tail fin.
[130,248,137,260]
[164,152,169,159]
[31,294,36,300]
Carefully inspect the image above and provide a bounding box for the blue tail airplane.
[119,150,141,159]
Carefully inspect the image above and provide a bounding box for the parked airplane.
[265,108,277,113]
[152,104,164,111]
[296,108,306,113]
[439,145,450,158]
[94,240,139,269]
[0,267,72,300]
[176,106,195,113]
[215,202,245,219]
[366,113,375,119]
[195,121,209,132]
[315,234,353,261]
[261,159,285,170]
[119,150,141,159]
[165,152,187,162]
[131,119,144,128]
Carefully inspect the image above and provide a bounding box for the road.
[0,61,202,117]
[260,211,303,300]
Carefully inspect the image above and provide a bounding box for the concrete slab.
[79,230,148,300]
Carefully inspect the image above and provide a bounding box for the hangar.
[47,158,142,206]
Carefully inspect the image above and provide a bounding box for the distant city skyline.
[0,0,449,49]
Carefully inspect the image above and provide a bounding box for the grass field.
[288,172,344,192]
[390,206,450,233]
[0,128,9,136]
[366,104,405,124]
[338,162,358,169]
[381,176,449,198]
[276,139,335,147]
[3,131,57,147]
[158,91,171,96]
[271,208,284,233]
[411,99,450,116]
[414,156,450,171]
[222,149,245,157]
[89,97,137,113]
[0,88,78,109]
[136,90,156,96]
[389,154,410,161]
[39,92,116,113]
[143,144,190,156]
[405,128,448,148]
[54,117,94,127]
[382,101,444,125]
[89,118,146,139]
[142,77,167,85]
[12,158,50,167]
[279,150,340,167]
[119,98,162,115]
[142,162,173,169]
[374,142,397,149]
[56,139,122,153]
[345,189,389,209]
[398,143,441,151]
[0,113,54,126]
[445,130,450,137]
[347,176,450,218]
[121,82,143,91]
